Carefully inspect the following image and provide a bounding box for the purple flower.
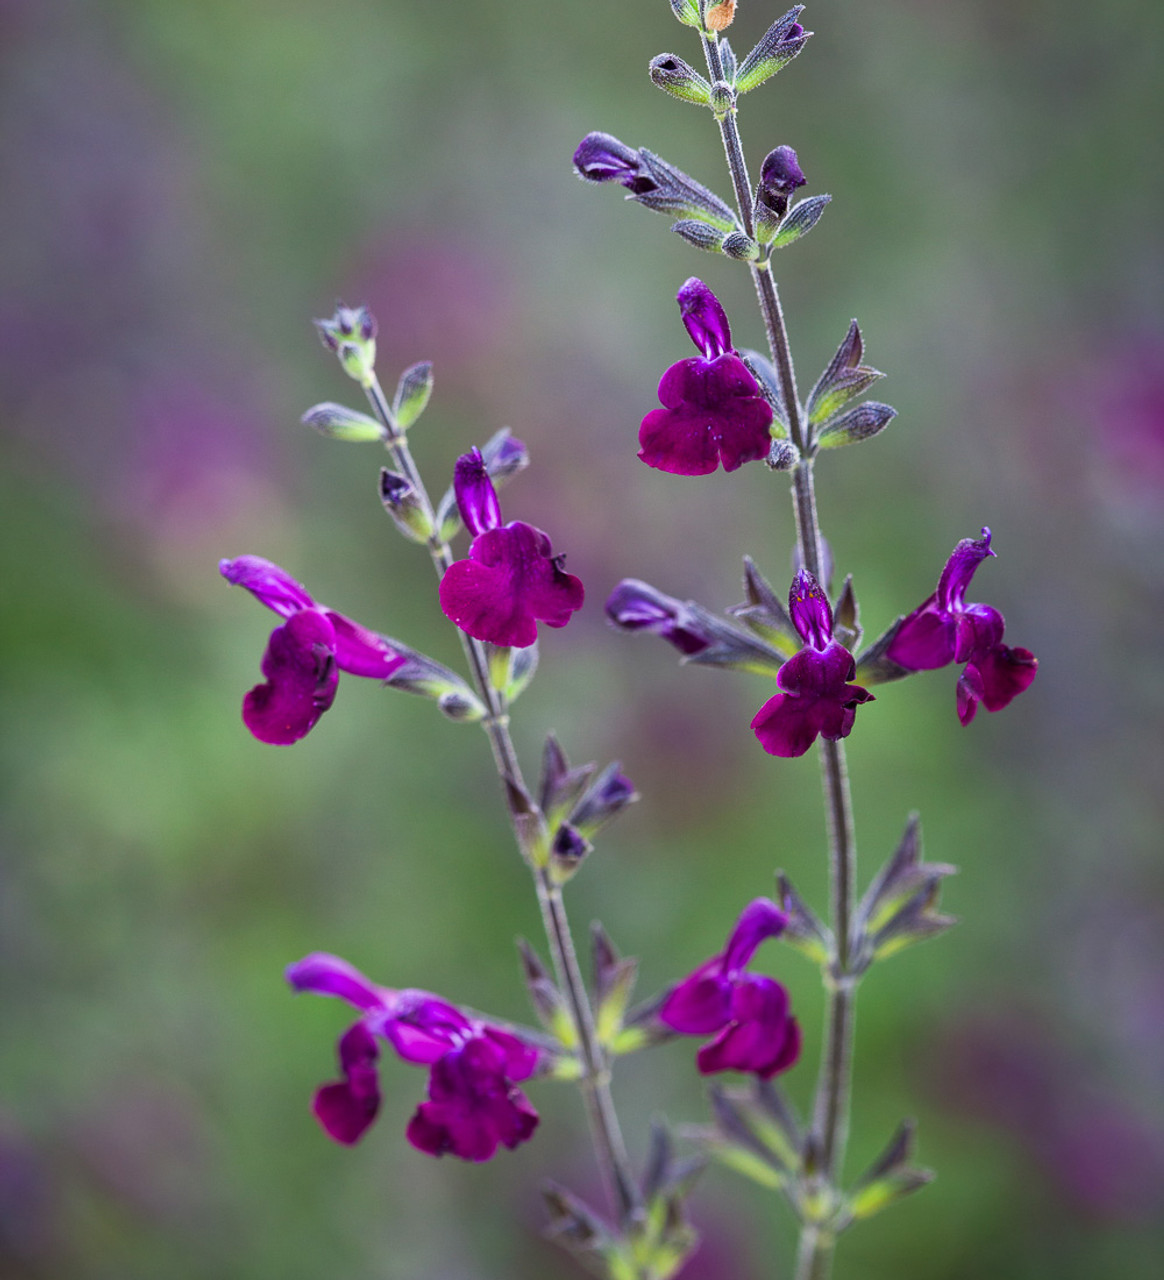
[220,556,406,744]
[639,279,773,475]
[660,899,801,1079]
[438,448,584,648]
[604,579,714,656]
[287,953,541,1161]
[886,528,1038,725]
[751,571,874,757]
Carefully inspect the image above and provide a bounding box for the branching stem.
[363,377,642,1230]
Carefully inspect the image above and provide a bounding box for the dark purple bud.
[570,762,638,839]
[551,821,591,865]
[788,571,833,650]
[758,146,807,217]
[380,469,434,544]
[480,427,529,483]
[573,132,654,194]
[453,447,502,537]
[605,579,714,655]
[677,277,732,359]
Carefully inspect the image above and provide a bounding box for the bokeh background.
[2,0,1162,1276]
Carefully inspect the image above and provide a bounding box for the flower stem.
[698,34,859,1280]
[363,376,643,1231]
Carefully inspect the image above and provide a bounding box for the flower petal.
[750,691,821,758]
[242,610,338,744]
[723,899,787,974]
[788,570,832,650]
[677,278,732,359]
[311,1022,381,1145]
[439,522,584,648]
[975,644,1038,713]
[220,555,315,618]
[453,448,502,537]
[660,965,732,1035]
[639,355,773,476]
[286,952,392,1011]
[696,976,798,1078]
[936,527,994,615]
[886,598,956,671]
[325,611,407,679]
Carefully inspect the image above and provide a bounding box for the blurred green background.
[2,0,1162,1276]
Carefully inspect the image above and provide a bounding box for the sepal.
[631,1124,702,1280]
[591,923,640,1051]
[735,7,812,95]
[692,1080,803,1189]
[518,938,576,1047]
[392,360,433,430]
[738,349,789,435]
[505,640,539,702]
[717,37,738,84]
[721,231,761,261]
[816,401,896,449]
[632,149,738,231]
[841,1120,933,1225]
[669,0,701,28]
[833,575,861,650]
[301,401,385,443]
[649,53,712,107]
[776,872,834,966]
[670,219,727,254]
[852,815,957,972]
[539,733,597,827]
[379,469,435,544]
[728,556,802,657]
[853,616,912,685]
[379,640,486,721]
[770,194,832,249]
[806,320,886,428]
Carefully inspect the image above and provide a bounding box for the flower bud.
[670,219,727,254]
[314,304,377,388]
[480,426,529,483]
[709,80,735,118]
[757,145,807,220]
[379,469,434,544]
[570,762,638,840]
[549,822,592,884]
[392,361,433,430]
[301,401,386,443]
[721,231,761,261]
[649,53,712,107]
[735,7,812,95]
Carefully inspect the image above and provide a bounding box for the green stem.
[697,34,859,1280]
[363,376,642,1229]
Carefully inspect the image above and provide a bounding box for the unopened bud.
[314,303,377,388]
[379,469,434,543]
[649,53,712,107]
[709,80,735,118]
[301,401,385,443]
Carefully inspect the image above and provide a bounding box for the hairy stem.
[698,33,858,1280]
[363,376,642,1228]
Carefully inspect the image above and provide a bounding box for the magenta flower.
[438,448,584,647]
[660,899,801,1079]
[220,556,406,744]
[751,571,874,757]
[287,953,541,1161]
[639,279,774,475]
[886,528,1037,725]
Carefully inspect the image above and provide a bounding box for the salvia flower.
[639,278,774,475]
[886,527,1038,725]
[438,448,584,648]
[660,899,801,1078]
[751,570,874,757]
[220,556,405,744]
[287,953,541,1161]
